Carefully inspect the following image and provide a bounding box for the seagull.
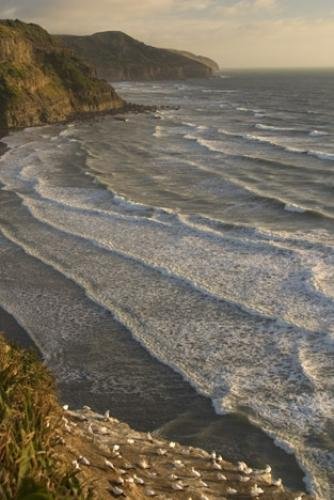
[169,473,179,481]
[251,484,264,497]
[191,467,201,478]
[227,487,237,495]
[104,410,110,419]
[72,460,81,470]
[199,480,208,488]
[113,444,120,452]
[157,448,167,456]
[169,441,176,448]
[110,486,123,497]
[172,481,186,491]
[112,477,124,486]
[211,451,217,460]
[78,456,90,466]
[239,475,250,482]
[123,462,135,470]
[127,438,135,445]
[72,460,80,471]
[64,423,72,433]
[238,461,248,472]
[133,474,145,485]
[273,478,283,487]
[217,473,227,481]
[173,459,184,468]
[63,404,69,411]
[147,471,158,478]
[238,461,253,475]
[105,459,115,470]
[147,432,154,441]
[144,487,156,497]
[212,461,222,470]
[138,458,150,469]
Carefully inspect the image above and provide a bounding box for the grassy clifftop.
[0,20,124,129]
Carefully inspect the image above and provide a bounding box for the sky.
[0,0,333,68]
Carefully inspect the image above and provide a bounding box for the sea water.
[0,70,333,498]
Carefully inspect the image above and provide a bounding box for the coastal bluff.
[0,20,124,129]
[55,31,220,81]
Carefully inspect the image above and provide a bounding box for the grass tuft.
[0,335,89,499]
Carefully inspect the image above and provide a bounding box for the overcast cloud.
[1,0,333,68]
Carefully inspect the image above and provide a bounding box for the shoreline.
[0,122,310,497]
[0,302,308,497]
[0,333,312,498]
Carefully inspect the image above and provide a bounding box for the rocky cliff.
[0,20,124,130]
[56,31,219,81]
[168,49,220,74]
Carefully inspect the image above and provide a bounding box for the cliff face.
[0,20,124,129]
[167,49,220,74]
[56,31,219,82]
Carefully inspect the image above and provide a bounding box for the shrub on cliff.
[0,336,89,499]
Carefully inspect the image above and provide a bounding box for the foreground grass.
[0,335,89,499]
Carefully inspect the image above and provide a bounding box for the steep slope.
[56,31,219,81]
[0,20,124,129]
[167,49,220,73]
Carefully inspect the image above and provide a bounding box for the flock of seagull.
[59,405,308,500]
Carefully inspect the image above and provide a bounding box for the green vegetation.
[0,336,89,499]
[56,31,218,81]
[0,19,123,128]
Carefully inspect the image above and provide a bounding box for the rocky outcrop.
[55,31,219,82]
[0,20,124,130]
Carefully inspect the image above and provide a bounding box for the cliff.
[55,31,219,81]
[0,20,124,130]
[167,49,220,73]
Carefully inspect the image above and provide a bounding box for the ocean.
[0,70,333,498]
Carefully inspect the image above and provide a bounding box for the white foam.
[237,107,263,114]
[284,203,306,214]
[255,123,302,132]
[1,118,334,499]
[153,126,163,138]
[308,150,334,161]
[310,130,329,137]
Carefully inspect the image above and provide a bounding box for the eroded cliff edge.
[0,20,124,129]
[56,31,219,82]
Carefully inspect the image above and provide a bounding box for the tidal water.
[0,70,333,498]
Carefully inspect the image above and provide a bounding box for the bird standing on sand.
[251,484,264,497]
[190,467,201,478]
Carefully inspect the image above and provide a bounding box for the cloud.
[215,0,279,17]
